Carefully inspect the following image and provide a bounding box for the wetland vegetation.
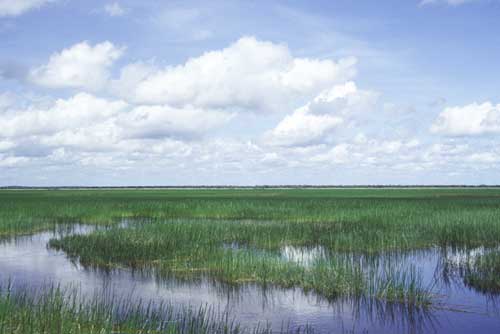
[1,188,500,333]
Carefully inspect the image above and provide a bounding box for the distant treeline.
[1,185,500,190]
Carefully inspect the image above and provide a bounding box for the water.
[1,224,500,333]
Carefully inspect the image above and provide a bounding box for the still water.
[1,223,500,333]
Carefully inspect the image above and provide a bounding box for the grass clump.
[463,251,500,293]
[0,283,316,334]
[49,219,433,306]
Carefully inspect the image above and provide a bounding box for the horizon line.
[2,185,500,189]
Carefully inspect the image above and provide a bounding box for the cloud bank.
[2,36,499,185]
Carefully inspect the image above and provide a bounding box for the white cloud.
[465,152,500,163]
[117,105,233,140]
[29,41,124,90]
[0,140,15,152]
[311,138,420,165]
[112,37,357,112]
[104,2,125,17]
[305,81,378,117]
[263,108,343,147]
[311,143,351,164]
[264,82,378,147]
[110,62,157,97]
[39,120,123,151]
[0,92,232,154]
[0,93,127,138]
[430,102,500,135]
[0,155,29,167]
[5,35,499,184]
[0,0,53,17]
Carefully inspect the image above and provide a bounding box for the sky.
[0,0,499,186]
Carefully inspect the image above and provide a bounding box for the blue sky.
[0,0,499,186]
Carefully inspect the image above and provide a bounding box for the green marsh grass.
[462,251,500,293]
[2,188,500,251]
[49,219,433,305]
[0,283,317,334]
[2,188,500,306]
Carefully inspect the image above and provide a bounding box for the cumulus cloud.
[0,93,127,138]
[264,82,378,146]
[118,105,232,140]
[10,37,362,171]
[110,62,157,97]
[104,2,125,17]
[304,81,378,118]
[430,102,500,135]
[0,0,53,17]
[29,41,124,90]
[111,37,357,112]
[263,109,343,147]
[6,35,498,184]
[0,92,232,154]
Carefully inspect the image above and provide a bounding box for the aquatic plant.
[0,283,316,334]
[3,188,500,307]
[463,251,500,293]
